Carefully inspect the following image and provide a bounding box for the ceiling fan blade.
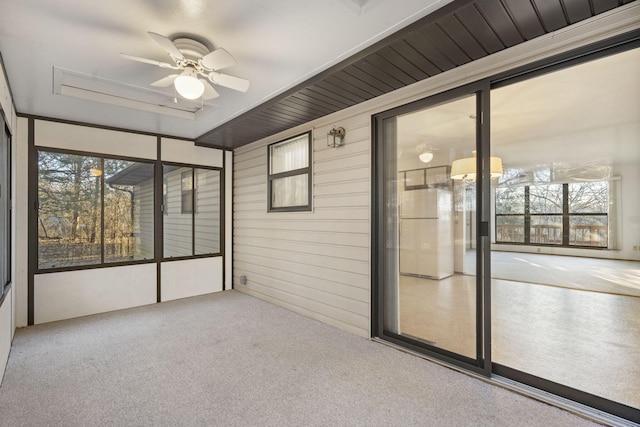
[120,53,179,69]
[208,71,250,92]
[147,31,185,60]
[151,74,179,87]
[201,79,220,100]
[200,48,236,71]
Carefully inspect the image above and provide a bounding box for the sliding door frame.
[372,81,493,377]
[488,35,640,424]
[372,30,640,424]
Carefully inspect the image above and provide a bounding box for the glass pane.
[496,216,524,243]
[383,94,477,359]
[569,215,607,247]
[163,165,192,258]
[37,151,102,269]
[529,184,562,214]
[530,215,562,244]
[271,174,308,208]
[195,168,221,255]
[104,160,154,262]
[491,47,640,409]
[495,186,525,214]
[270,134,309,174]
[569,182,608,213]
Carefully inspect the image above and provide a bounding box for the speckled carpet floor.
[0,290,603,426]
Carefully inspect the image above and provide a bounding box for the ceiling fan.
[121,32,249,101]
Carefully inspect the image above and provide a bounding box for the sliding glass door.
[374,43,640,422]
[490,46,640,419]
[375,86,490,371]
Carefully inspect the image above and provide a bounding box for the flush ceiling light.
[418,150,434,163]
[174,67,205,100]
[451,153,503,181]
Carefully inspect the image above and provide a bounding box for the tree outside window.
[37,150,154,269]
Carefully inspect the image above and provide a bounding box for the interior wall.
[161,257,223,302]
[15,122,228,326]
[232,5,639,338]
[34,265,157,324]
[491,118,640,261]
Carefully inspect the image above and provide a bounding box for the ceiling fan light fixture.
[418,151,434,163]
[174,67,205,100]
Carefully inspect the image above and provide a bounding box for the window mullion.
[562,183,569,246]
[100,157,105,264]
[524,186,531,244]
[192,168,195,256]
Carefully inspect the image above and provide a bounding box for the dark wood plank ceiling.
[196,0,633,150]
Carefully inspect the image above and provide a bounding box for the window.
[0,119,10,297]
[267,132,311,211]
[495,180,609,248]
[37,150,155,270]
[163,165,221,258]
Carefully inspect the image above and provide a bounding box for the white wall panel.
[162,137,222,167]
[34,120,156,159]
[0,288,12,384]
[161,257,223,302]
[34,264,156,324]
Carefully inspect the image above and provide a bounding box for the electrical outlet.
[239,275,247,285]
[633,245,639,252]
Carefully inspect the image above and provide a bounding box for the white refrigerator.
[399,188,454,279]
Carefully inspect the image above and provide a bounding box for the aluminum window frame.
[267,131,312,212]
[495,182,609,248]
[0,117,11,303]
[161,162,223,261]
[34,147,156,273]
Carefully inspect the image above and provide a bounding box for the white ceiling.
[0,0,452,140]
[396,47,640,172]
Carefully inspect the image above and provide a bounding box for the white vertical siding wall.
[234,117,371,337]
[163,169,192,257]
[195,169,221,254]
[134,180,154,259]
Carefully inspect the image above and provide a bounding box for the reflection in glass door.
[376,91,485,366]
[490,47,640,419]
